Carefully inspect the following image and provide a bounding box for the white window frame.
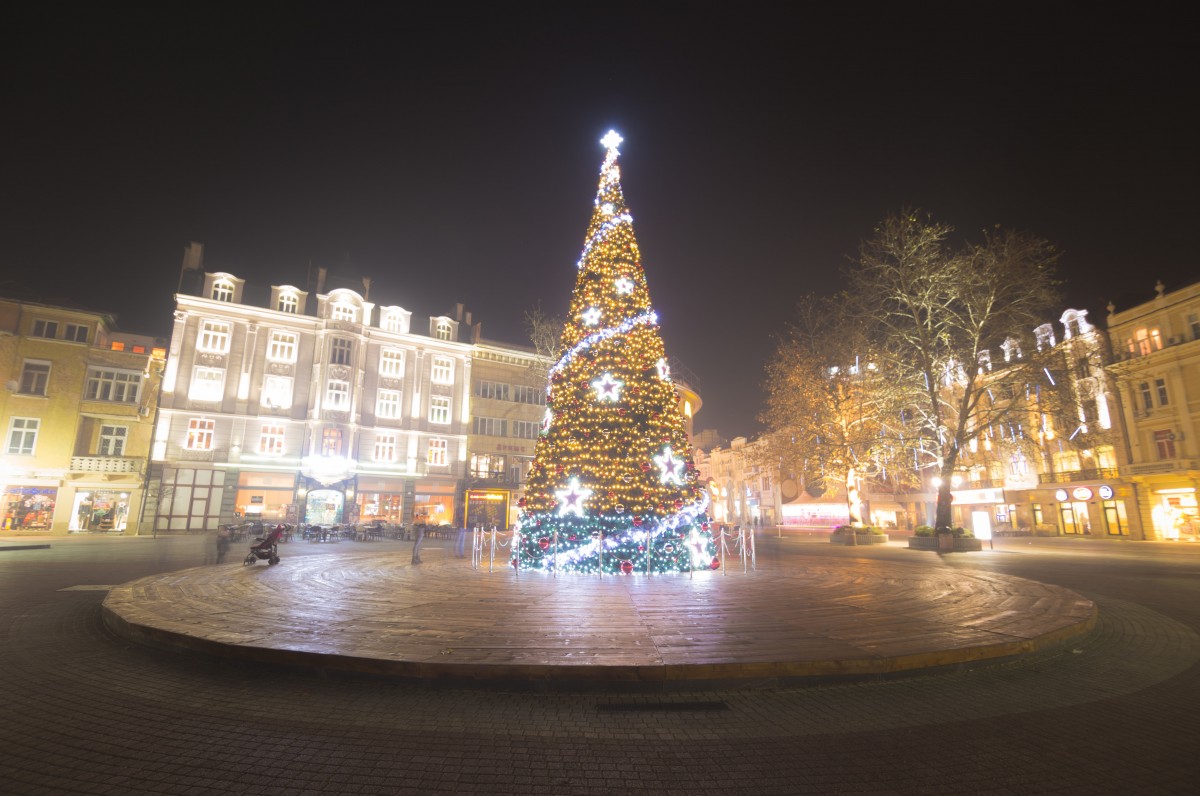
[6,417,39,455]
[513,420,539,439]
[427,438,448,466]
[374,433,398,463]
[189,366,225,402]
[376,389,402,419]
[267,330,298,362]
[383,311,404,333]
[429,395,451,424]
[18,360,50,396]
[431,356,454,385]
[186,418,215,450]
[32,319,59,338]
[330,338,353,365]
[326,380,350,410]
[99,424,128,456]
[435,320,452,340]
[379,348,405,378]
[86,367,142,402]
[261,375,294,409]
[197,320,231,353]
[65,323,88,343]
[331,303,357,322]
[277,293,299,314]
[259,423,286,455]
[212,280,234,302]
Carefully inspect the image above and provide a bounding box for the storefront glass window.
[2,487,57,530]
[69,490,130,532]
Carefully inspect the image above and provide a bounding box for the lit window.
[383,311,404,333]
[212,279,234,302]
[429,395,451,424]
[259,423,286,455]
[278,293,299,314]
[1155,378,1169,406]
[329,338,353,365]
[470,453,506,479]
[189,367,225,402]
[261,375,293,409]
[427,438,448,466]
[374,433,398,462]
[186,418,215,450]
[198,320,231,353]
[321,427,342,456]
[435,320,452,340]
[376,389,402,419]
[65,324,88,343]
[267,331,298,362]
[86,368,142,402]
[379,349,405,378]
[431,356,454,385]
[18,361,50,395]
[331,303,356,322]
[6,417,39,455]
[99,425,127,456]
[326,380,350,409]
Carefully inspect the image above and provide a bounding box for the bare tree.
[848,210,1061,531]
[759,294,916,528]
[522,303,564,378]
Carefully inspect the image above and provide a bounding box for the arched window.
[435,320,452,340]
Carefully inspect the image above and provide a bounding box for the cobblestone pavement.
[2,533,1199,794]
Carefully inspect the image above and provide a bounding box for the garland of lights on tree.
[515,131,718,575]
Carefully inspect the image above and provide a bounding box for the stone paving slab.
[102,552,1095,688]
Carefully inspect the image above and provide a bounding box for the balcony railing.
[1037,468,1120,485]
[71,456,142,474]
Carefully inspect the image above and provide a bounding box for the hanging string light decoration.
[515,132,716,575]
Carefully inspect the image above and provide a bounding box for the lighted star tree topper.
[516,131,717,575]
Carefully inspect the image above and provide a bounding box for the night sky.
[4,3,1196,439]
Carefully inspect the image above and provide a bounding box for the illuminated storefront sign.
[950,487,1005,505]
[1071,487,1094,501]
[1098,485,1114,500]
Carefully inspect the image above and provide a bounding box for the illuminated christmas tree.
[516,131,717,575]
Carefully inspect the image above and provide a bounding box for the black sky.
[3,3,1196,439]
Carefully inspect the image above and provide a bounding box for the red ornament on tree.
[537,536,550,550]
[710,557,721,570]
[619,560,634,574]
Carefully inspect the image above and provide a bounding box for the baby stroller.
[243,523,286,566]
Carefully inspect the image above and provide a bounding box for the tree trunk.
[846,467,864,527]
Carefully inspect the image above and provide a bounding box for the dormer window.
[277,293,298,314]
[212,279,235,303]
[383,311,405,333]
[1034,324,1055,351]
[331,303,356,322]
[978,350,992,373]
[435,320,452,341]
[1001,337,1022,362]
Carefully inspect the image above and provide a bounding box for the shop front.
[1,485,58,531]
[68,489,131,533]
[1044,483,1133,537]
[1148,484,1198,541]
[464,487,510,529]
[948,487,1007,539]
[234,471,297,524]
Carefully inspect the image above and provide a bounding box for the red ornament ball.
[632,516,643,527]
[664,543,675,553]
[568,534,577,541]
[619,560,634,574]
[537,536,550,550]
[710,557,721,570]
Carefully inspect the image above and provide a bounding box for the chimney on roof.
[181,242,204,271]
[317,267,327,295]
[362,277,372,301]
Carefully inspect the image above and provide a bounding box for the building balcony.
[71,456,143,474]
[1037,468,1121,485]
[1125,460,1200,477]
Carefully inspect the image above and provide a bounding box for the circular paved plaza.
[103,550,1096,688]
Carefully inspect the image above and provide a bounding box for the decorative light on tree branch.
[515,132,717,575]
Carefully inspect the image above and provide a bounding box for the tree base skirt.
[829,533,889,545]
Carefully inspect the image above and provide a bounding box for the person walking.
[215,527,231,564]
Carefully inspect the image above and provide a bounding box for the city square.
[4,4,1199,794]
